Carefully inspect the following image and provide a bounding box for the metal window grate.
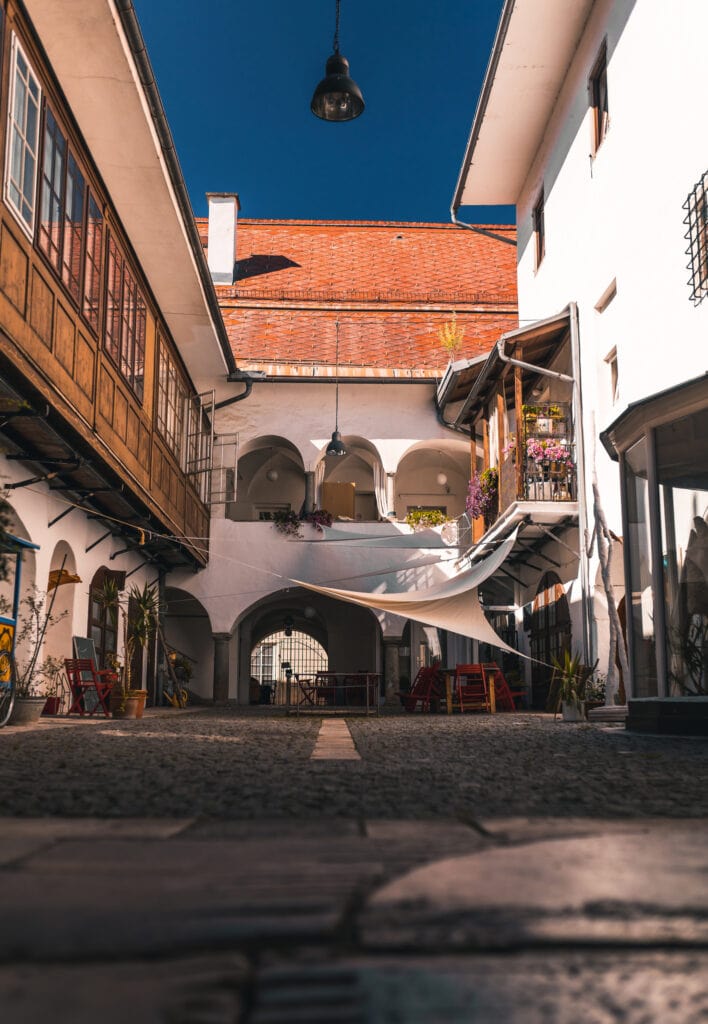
[684,170,708,305]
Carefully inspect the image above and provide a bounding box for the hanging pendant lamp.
[311,0,365,122]
[326,320,346,456]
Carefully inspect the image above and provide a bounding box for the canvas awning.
[293,529,519,648]
[298,526,453,548]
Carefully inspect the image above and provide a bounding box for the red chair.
[397,665,444,712]
[64,658,115,717]
[454,664,491,713]
[481,663,526,711]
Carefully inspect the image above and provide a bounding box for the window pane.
[82,194,103,331]
[38,108,66,271]
[62,153,85,300]
[7,38,41,234]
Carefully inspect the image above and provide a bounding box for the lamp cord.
[334,319,340,429]
[333,0,341,53]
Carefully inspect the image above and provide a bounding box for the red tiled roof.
[197,218,518,376]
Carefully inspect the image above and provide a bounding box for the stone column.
[384,639,401,706]
[212,632,231,705]
[385,472,396,517]
[237,621,252,705]
[304,471,316,514]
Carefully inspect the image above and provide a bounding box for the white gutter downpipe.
[497,335,574,384]
[450,209,517,248]
[568,301,592,668]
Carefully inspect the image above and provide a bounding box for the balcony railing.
[497,444,577,513]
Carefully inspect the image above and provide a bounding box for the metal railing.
[291,672,380,715]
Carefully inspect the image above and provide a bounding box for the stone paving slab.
[0,953,247,1024]
[250,952,708,1024]
[0,820,487,961]
[361,822,708,950]
[3,950,708,1023]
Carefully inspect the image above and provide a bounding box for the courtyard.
[1,709,708,1022]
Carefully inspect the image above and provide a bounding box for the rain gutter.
[450,0,517,216]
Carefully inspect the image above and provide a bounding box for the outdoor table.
[307,672,380,709]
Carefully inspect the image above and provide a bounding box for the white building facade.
[450,0,708,718]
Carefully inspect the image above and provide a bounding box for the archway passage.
[237,586,382,705]
[529,571,571,709]
[251,629,328,704]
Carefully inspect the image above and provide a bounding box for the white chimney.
[206,193,240,285]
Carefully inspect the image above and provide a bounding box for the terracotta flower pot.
[110,689,148,719]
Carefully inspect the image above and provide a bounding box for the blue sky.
[132,0,512,225]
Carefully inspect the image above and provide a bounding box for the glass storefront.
[656,410,708,697]
[624,437,657,697]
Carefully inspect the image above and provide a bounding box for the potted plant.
[405,508,448,530]
[2,588,67,725]
[465,468,498,525]
[100,580,158,719]
[272,508,333,537]
[548,650,587,721]
[522,404,539,430]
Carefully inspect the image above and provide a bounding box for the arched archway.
[230,436,306,522]
[395,440,471,523]
[87,566,125,669]
[318,436,382,521]
[163,586,213,701]
[529,571,571,709]
[235,586,383,705]
[251,628,328,704]
[45,541,80,664]
[0,505,36,614]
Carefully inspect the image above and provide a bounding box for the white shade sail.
[293,529,519,648]
[297,526,452,548]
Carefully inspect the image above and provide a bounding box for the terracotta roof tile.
[197,218,518,376]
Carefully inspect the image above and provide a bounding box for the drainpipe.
[497,337,574,384]
[450,209,517,248]
[214,370,267,411]
[433,397,473,438]
[568,302,592,668]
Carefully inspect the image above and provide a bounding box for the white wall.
[512,0,708,671]
[2,459,159,690]
[215,380,466,473]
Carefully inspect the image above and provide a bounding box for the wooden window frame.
[533,188,545,270]
[37,107,87,306]
[37,102,104,330]
[103,232,146,402]
[604,346,619,405]
[156,337,187,457]
[5,32,42,239]
[37,105,65,272]
[61,150,85,301]
[87,567,125,670]
[82,192,103,332]
[589,42,609,155]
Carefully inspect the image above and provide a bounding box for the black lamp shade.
[326,429,347,456]
[311,53,364,122]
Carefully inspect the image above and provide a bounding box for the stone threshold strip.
[310,718,361,760]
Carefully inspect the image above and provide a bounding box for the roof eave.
[22,0,236,383]
[452,0,597,211]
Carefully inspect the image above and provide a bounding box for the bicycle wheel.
[0,650,16,727]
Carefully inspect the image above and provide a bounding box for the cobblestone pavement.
[0,707,707,818]
[1,708,708,1022]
